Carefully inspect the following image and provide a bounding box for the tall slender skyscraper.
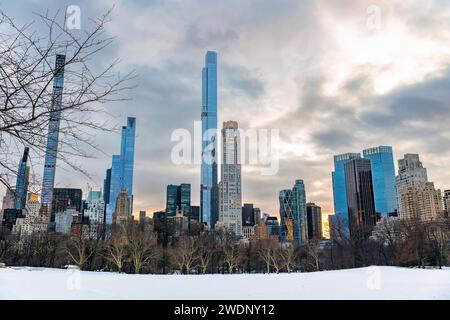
[14,147,30,210]
[41,54,66,216]
[105,117,136,224]
[363,146,397,217]
[331,152,361,232]
[217,121,242,236]
[292,179,307,244]
[344,158,377,238]
[200,51,218,229]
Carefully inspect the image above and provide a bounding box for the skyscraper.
[180,183,191,217]
[200,51,218,229]
[396,154,443,220]
[217,121,242,236]
[103,168,111,205]
[113,189,131,226]
[166,183,191,216]
[14,147,30,210]
[292,179,307,244]
[279,189,294,241]
[344,158,377,238]
[166,184,179,216]
[306,202,323,240]
[331,152,361,225]
[41,54,66,217]
[363,146,397,217]
[331,152,361,233]
[105,117,136,224]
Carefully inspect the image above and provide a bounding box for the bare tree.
[64,230,96,269]
[256,238,278,273]
[0,8,134,191]
[170,235,198,274]
[126,222,158,274]
[217,230,241,274]
[304,240,321,271]
[278,243,297,273]
[104,225,127,272]
[196,232,216,274]
[426,217,449,269]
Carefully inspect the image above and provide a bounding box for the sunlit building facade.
[396,154,443,220]
[279,189,294,242]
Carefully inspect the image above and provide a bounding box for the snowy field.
[1,266,450,299]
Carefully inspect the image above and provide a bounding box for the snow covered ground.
[1,266,449,299]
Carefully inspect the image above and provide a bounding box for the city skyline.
[1,1,450,219]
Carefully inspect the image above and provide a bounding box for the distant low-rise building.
[1,208,25,231]
[242,225,255,239]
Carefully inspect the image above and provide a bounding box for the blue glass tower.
[105,117,136,224]
[292,179,307,244]
[14,147,30,210]
[41,54,66,215]
[363,146,397,218]
[200,51,218,228]
[331,152,361,231]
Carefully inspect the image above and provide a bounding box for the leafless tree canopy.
[0,8,134,190]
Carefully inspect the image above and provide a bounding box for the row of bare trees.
[0,220,324,274]
[1,215,449,274]
[329,215,450,269]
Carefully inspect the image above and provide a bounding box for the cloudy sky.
[2,0,450,217]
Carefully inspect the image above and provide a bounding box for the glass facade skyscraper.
[41,54,66,215]
[165,183,191,217]
[14,147,30,210]
[279,189,294,241]
[331,152,361,231]
[279,179,307,244]
[105,117,136,224]
[363,146,397,218]
[292,179,307,244]
[344,158,377,238]
[200,51,218,229]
